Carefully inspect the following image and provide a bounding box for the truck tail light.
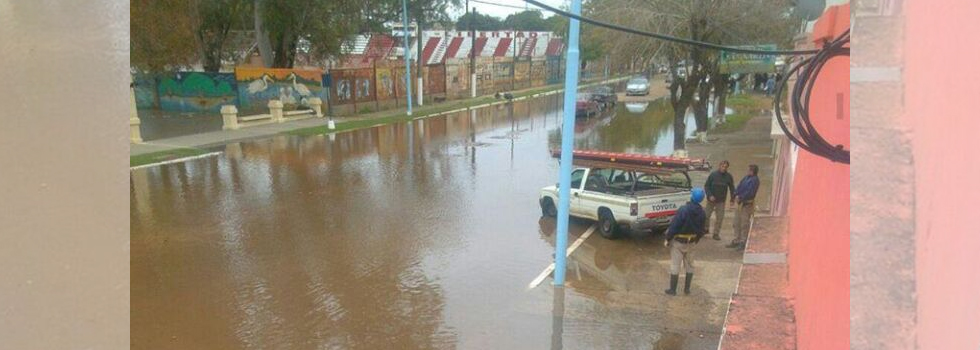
[630,202,638,216]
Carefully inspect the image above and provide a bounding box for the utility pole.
[554,0,582,287]
[402,0,413,115]
[470,3,477,97]
[512,32,517,91]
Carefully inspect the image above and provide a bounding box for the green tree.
[544,13,603,69]
[131,0,199,107]
[544,14,566,34]
[132,0,251,73]
[455,12,502,31]
[131,0,198,73]
[193,0,251,72]
[254,0,399,68]
[502,10,549,31]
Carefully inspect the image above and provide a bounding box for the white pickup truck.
[539,166,694,239]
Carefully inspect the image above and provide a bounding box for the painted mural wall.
[445,59,471,99]
[134,72,238,113]
[133,55,616,118]
[375,67,395,101]
[235,68,326,111]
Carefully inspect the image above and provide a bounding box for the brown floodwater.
[131,94,745,349]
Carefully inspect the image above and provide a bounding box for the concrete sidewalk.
[719,216,796,350]
[131,76,634,157]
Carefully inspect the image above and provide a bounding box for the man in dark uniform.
[664,187,708,296]
[727,164,761,250]
[704,160,735,241]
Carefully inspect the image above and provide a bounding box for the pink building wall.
[906,1,980,348]
[785,4,850,349]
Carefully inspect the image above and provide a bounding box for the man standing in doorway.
[664,188,707,296]
[728,164,761,250]
[704,160,735,241]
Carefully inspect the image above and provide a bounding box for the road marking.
[527,224,597,290]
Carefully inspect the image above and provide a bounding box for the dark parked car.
[576,92,601,118]
[589,86,618,110]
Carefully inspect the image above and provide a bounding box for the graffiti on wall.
[235,68,325,110]
[375,68,394,100]
[134,72,238,113]
[329,68,374,104]
[392,67,417,99]
[445,62,470,99]
[494,61,514,79]
[356,72,373,101]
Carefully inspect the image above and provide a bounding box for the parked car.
[625,77,650,96]
[575,92,601,118]
[588,86,618,110]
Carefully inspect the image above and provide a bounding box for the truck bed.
[606,184,687,197]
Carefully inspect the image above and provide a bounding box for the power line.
[469,0,536,11]
[522,0,820,56]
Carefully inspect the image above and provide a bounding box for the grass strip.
[711,113,753,134]
[130,148,208,167]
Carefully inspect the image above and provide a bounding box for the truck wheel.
[541,198,558,217]
[598,209,620,239]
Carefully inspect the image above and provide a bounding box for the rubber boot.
[664,274,678,296]
[684,273,694,295]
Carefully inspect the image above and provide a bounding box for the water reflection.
[624,102,649,114]
[549,99,696,156]
[551,286,566,350]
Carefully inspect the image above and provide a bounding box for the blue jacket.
[735,175,760,204]
[666,201,706,241]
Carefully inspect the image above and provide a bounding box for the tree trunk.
[253,0,273,68]
[271,29,297,68]
[673,105,687,150]
[151,74,161,109]
[712,73,729,119]
[694,79,711,132]
[669,77,697,152]
[202,42,223,72]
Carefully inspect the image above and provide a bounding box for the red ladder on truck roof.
[551,149,711,171]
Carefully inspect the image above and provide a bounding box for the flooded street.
[131,92,766,349]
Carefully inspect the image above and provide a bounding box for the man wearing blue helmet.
[663,187,708,296]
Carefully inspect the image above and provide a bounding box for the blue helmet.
[690,187,705,203]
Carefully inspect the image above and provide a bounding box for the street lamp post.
[402,0,413,115]
[554,0,582,287]
[469,2,477,98]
